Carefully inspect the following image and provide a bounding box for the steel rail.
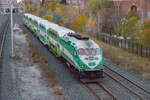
[82,82,104,100]
[96,82,118,100]
[0,16,10,100]
[80,80,119,100]
[104,71,145,100]
[104,64,150,95]
[0,18,10,57]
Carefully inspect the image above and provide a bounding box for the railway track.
[0,16,10,98]
[104,64,150,100]
[0,17,10,63]
[79,64,150,100]
[80,79,119,100]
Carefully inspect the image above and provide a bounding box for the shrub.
[33,55,40,63]
[42,15,54,22]
[141,29,150,47]
[39,56,47,63]
[52,86,63,95]
[39,64,59,87]
[74,15,88,32]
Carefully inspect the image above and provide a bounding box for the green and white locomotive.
[23,13,104,78]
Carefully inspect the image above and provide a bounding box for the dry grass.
[33,55,40,63]
[39,63,60,88]
[26,37,63,95]
[39,56,47,63]
[80,33,150,80]
[52,86,63,95]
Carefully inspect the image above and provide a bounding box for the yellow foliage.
[61,18,69,26]
[54,7,61,14]
[141,29,150,47]
[42,15,54,22]
[140,19,150,47]
[48,9,53,13]
[26,4,37,14]
[121,16,140,39]
[87,18,96,28]
[143,19,150,30]
[47,3,66,16]
[74,16,88,32]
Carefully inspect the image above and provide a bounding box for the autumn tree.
[143,19,150,30]
[44,2,58,12]
[141,30,150,47]
[26,4,37,14]
[42,15,54,22]
[86,18,97,34]
[120,17,140,39]
[65,6,81,29]
[60,17,69,27]
[141,19,150,47]
[53,4,66,16]
[74,15,88,32]
[89,0,112,38]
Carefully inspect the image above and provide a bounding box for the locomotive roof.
[64,34,99,49]
[55,26,75,37]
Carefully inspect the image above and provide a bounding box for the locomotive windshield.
[78,48,100,55]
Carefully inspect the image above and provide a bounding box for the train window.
[85,49,97,55]
[78,49,84,55]
[78,48,100,55]
[48,31,51,36]
[40,25,45,30]
[52,32,57,38]
[48,30,57,38]
[73,49,77,56]
[33,21,38,26]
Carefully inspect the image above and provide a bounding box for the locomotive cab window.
[40,25,46,32]
[78,48,84,55]
[51,31,57,38]
[78,48,100,55]
[73,49,77,56]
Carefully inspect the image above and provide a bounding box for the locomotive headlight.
[97,65,102,67]
[81,65,87,68]
[84,65,87,68]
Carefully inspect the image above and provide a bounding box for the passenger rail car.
[23,13,104,78]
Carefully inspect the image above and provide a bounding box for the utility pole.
[10,0,14,56]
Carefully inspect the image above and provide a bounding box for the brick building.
[66,0,150,19]
[66,0,89,9]
[112,0,150,19]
